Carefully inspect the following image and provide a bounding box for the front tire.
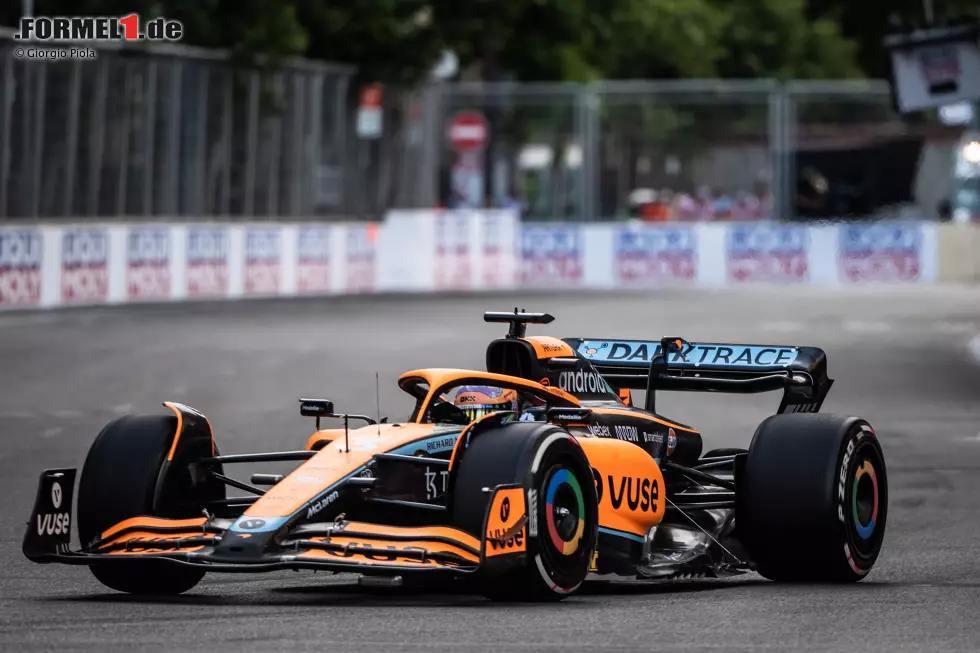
[739,413,887,582]
[77,414,224,595]
[451,422,599,601]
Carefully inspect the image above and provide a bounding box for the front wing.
[24,469,525,577]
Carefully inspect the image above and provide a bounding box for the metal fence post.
[0,50,13,218]
[116,63,133,217]
[288,73,305,216]
[783,87,798,222]
[192,64,208,216]
[19,58,31,217]
[87,57,108,217]
[243,70,259,217]
[29,61,47,219]
[768,84,784,221]
[307,72,323,217]
[266,72,284,217]
[580,84,600,223]
[142,61,158,217]
[415,83,439,210]
[334,73,349,211]
[162,59,182,217]
[61,60,82,217]
[220,71,232,216]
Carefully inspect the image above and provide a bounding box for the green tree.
[298,0,443,84]
[804,0,980,78]
[10,0,962,82]
[711,0,861,80]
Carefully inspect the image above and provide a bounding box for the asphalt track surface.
[2,287,980,653]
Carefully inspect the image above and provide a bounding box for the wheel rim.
[536,456,594,585]
[852,460,879,542]
[545,468,586,555]
[843,437,887,567]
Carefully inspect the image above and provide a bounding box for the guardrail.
[0,214,976,311]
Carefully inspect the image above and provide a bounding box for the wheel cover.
[534,455,595,590]
[841,435,887,573]
[544,468,586,555]
[852,460,879,542]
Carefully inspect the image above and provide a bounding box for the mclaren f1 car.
[23,310,887,600]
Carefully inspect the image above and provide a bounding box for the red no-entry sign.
[446,111,489,152]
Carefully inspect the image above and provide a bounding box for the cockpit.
[398,369,579,426]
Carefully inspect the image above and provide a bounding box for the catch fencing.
[0,30,971,222]
[0,32,356,220]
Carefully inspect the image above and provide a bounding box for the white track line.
[758,321,804,332]
[936,321,977,334]
[841,320,892,333]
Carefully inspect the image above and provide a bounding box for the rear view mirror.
[299,398,335,417]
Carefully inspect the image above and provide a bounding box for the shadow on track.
[37,575,775,608]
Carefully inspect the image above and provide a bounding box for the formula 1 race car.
[23,310,887,600]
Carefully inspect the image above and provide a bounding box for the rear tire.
[451,422,598,601]
[77,414,224,595]
[739,413,887,582]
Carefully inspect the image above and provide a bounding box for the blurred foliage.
[712,0,861,80]
[9,0,973,83]
[11,3,972,150]
[805,0,980,79]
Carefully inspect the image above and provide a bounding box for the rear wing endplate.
[563,337,833,415]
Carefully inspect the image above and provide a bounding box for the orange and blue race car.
[23,310,887,600]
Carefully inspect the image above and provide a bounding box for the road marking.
[758,321,804,332]
[842,320,892,333]
[111,403,134,415]
[0,411,36,419]
[0,313,61,328]
[42,427,64,438]
[936,321,976,334]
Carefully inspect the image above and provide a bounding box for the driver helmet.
[453,385,519,422]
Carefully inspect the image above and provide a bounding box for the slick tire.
[452,422,598,602]
[739,413,887,582]
[77,414,224,595]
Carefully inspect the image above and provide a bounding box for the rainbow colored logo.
[853,460,879,540]
[545,469,585,555]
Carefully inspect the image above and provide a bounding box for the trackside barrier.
[0,215,975,311]
[936,223,980,284]
[0,223,387,310]
[518,220,941,288]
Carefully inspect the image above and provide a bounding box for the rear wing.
[563,337,833,415]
